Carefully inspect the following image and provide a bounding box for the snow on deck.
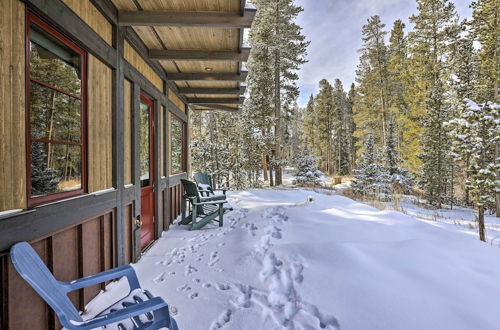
[85,189,500,330]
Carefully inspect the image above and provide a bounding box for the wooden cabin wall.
[124,79,133,185]
[60,0,112,45]
[88,55,113,192]
[124,41,163,92]
[169,91,186,112]
[0,0,26,212]
[0,210,116,330]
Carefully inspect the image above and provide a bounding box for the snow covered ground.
[85,189,500,330]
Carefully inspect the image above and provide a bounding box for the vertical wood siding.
[0,0,26,212]
[61,0,112,45]
[124,41,163,92]
[169,184,183,223]
[169,91,186,112]
[88,55,113,192]
[0,210,116,330]
[124,79,133,185]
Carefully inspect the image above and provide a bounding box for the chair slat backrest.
[10,242,83,326]
[193,173,213,188]
[181,179,205,215]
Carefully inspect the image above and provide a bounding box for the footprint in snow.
[153,272,166,283]
[188,292,199,300]
[208,251,220,267]
[177,284,191,292]
[218,242,225,247]
[215,283,231,291]
[192,278,201,283]
[210,309,232,330]
[202,283,212,289]
[185,264,198,276]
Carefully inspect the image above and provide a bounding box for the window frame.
[26,12,88,207]
[169,113,187,175]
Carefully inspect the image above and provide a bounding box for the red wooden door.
[139,93,155,250]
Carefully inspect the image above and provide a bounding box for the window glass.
[29,23,81,95]
[30,82,81,143]
[30,142,82,197]
[171,117,184,173]
[140,102,151,187]
[28,17,85,201]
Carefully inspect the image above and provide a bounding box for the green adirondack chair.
[193,172,228,197]
[180,179,228,230]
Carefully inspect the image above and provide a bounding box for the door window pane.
[140,102,150,187]
[31,142,82,197]
[171,117,184,173]
[30,81,81,143]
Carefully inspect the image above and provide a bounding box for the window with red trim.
[27,13,87,206]
[170,115,186,174]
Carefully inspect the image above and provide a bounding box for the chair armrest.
[60,265,140,292]
[200,195,226,202]
[73,297,167,329]
[193,200,227,206]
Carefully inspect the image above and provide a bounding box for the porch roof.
[111,0,255,112]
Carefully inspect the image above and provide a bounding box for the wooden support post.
[113,26,126,266]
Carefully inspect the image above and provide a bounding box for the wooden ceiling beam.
[118,8,256,28]
[178,86,246,95]
[168,71,248,82]
[193,104,240,112]
[149,48,250,61]
[187,97,244,104]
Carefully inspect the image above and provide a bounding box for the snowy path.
[85,190,500,330]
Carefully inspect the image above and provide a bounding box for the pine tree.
[315,79,335,174]
[353,135,386,196]
[302,94,316,153]
[387,19,411,167]
[405,0,460,174]
[447,100,500,241]
[470,0,500,216]
[353,15,390,155]
[247,0,309,186]
[419,79,452,208]
[470,0,499,102]
[294,156,323,186]
[383,121,412,194]
[346,83,357,171]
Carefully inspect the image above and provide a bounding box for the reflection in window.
[28,17,85,201]
[140,102,150,187]
[171,117,185,173]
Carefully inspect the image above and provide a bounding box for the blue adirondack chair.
[193,172,228,197]
[10,242,179,330]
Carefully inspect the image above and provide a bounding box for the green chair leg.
[218,206,223,227]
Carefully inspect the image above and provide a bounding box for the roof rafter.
[178,86,246,95]
[168,72,248,82]
[193,104,240,112]
[186,97,244,104]
[149,48,250,61]
[118,8,256,28]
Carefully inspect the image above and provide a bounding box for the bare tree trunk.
[478,205,486,242]
[262,154,268,181]
[267,154,274,186]
[496,142,500,217]
[273,0,283,186]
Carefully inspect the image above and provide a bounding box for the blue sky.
[294,0,473,107]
